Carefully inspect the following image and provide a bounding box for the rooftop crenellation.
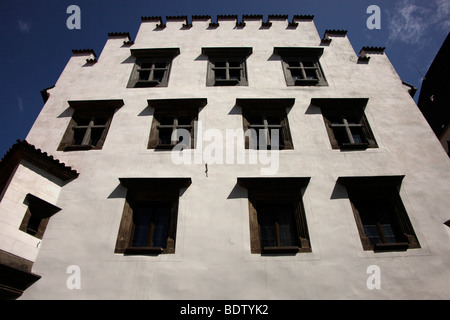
[139,14,314,29]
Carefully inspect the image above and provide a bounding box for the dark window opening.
[258,204,298,249]
[238,177,311,255]
[19,194,61,240]
[338,176,421,252]
[131,204,171,249]
[114,177,192,255]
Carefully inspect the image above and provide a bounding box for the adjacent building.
[1,14,449,299]
[417,32,450,156]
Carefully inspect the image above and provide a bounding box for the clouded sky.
[0,0,448,156]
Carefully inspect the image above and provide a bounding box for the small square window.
[127,48,179,88]
[238,98,295,150]
[312,98,378,150]
[209,59,246,86]
[274,47,327,86]
[58,100,123,151]
[147,98,207,150]
[203,47,252,86]
[19,194,61,240]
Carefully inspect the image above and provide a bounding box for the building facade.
[1,14,450,299]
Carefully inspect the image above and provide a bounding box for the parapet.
[140,14,314,29]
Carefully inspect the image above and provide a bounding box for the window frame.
[58,100,123,152]
[312,98,378,150]
[202,47,252,86]
[154,114,194,149]
[124,200,179,255]
[256,202,302,253]
[114,178,191,255]
[338,176,421,252]
[147,98,207,150]
[275,47,327,86]
[208,58,247,86]
[19,194,61,240]
[127,48,179,88]
[133,59,171,87]
[238,177,311,255]
[237,98,295,150]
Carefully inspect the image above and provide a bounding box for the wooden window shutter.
[281,59,295,86]
[242,116,251,149]
[280,115,294,149]
[190,114,197,149]
[57,117,77,151]
[392,192,420,249]
[248,199,261,254]
[360,115,377,148]
[148,116,161,149]
[126,58,140,88]
[34,218,50,240]
[165,199,179,253]
[95,115,113,150]
[323,115,339,149]
[114,200,134,253]
[294,200,311,252]
[239,59,248,86]
[350,200,372,250]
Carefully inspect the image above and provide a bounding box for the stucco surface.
[17,17,450,299]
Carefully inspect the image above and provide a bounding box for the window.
[237,98,294,150]
[19,194,61,240]
[274,47,327,86]
[238,177,311,254]
[258,204,299,249]
[58,100,123,151]
[203,47,252,86]
[338,176,420,252]
[312,98,378,150]
[114,178,191,255]
[147,98,207,150]
[127,48,180,88]
[130,203,172,249]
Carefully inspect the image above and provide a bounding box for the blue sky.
[0,0,448,156]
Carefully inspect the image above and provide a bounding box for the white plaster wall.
[0,161,63,262]
[21,17,450,299]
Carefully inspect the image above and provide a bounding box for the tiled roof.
[0,140,79,183]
